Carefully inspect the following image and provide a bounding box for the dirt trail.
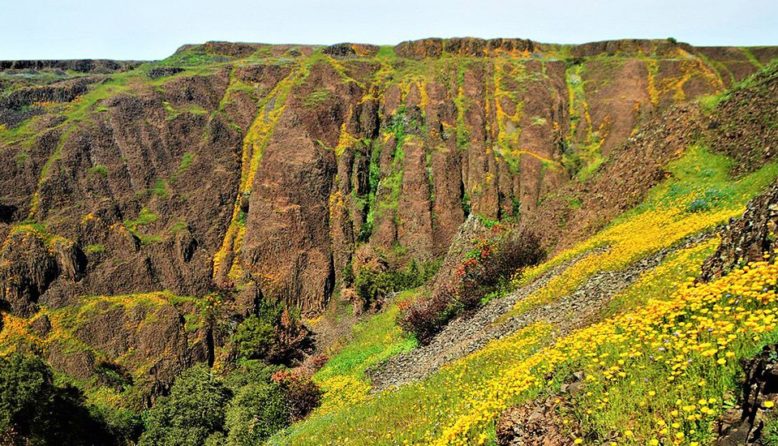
[369,232,712,391]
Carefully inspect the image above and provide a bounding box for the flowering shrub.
[272,370,322,422]
[399,228,544,344]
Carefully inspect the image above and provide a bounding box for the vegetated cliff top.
[2,36,776,67]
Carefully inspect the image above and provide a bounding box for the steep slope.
[271,61,778,445]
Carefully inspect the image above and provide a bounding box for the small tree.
[224,382,289,445]
[139,365,231,446]
[233,315,276,361]
[232,300,310,365]
[0,353,116,445]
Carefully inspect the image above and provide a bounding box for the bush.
[139,365,231,446]
[397,286,455,344]
[354,260,441,312]
[272,370,322,421]
[0,353,117,445]
[224,382,289,446]
[232,301,311,365]
[233,314,276,361]
[454,229,544,310]
[399,228,544,344]
[687,197,711,212]
[223,360,280,391]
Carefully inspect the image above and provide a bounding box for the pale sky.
[1,0,776,60]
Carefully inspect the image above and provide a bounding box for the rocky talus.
[702,180,778,281]
[370,232,713,390]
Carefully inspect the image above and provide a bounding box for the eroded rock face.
[43,294,210,399]
[0,231,60,316]
[702,181,778,281]
[0,39,773,317]
[242,117,338,313]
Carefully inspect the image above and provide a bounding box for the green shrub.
[341,259,355,286]
[0,353,117,445]
[86,244,106,255]
[232,301,310,365]
[88,164,109,177]
[461,192,472,216]
[224,382,289,445]
[178,152,195,173]
[354,260,441,312]
[687,188,733,212]
[223,360,280,391]
[124,207,158,232]
[139,365,231,446]
[686,197,710,212]
[699,93,725,114]
[233,315,276,361]
[152,179,169,199]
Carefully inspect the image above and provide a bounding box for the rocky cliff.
[1,38,776,397]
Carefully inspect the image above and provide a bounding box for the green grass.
[123,207,162,244]
[698,93,725,114]
[303,89,331,108]
[273,323,551,445]
[177,152,195,173]
[8,220,52,243]
[88,164,109,177]
[740,47,763,69]
[314,292,417,386]
[157,48,230,67]
[85,244,106,255]
[168,221,188,234]
[162,101,208,120]
[124,207,158,232]
[376,46,397,59]
[609,144,777,229]
[151,179,169,199]
[562,62,607,181]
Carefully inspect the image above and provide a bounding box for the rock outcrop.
[702,181,778,281]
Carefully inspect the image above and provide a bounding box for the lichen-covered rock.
[702,181,778,281]
[0,230,60,316]
[0,38,773,318]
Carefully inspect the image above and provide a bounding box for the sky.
[1,0,776,60]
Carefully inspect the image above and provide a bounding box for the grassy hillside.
[272,143,778,445]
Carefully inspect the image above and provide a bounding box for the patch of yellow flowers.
[313,375,372,415]
[434,253,778,445]
[511,206,742,316]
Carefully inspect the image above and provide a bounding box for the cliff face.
[0,38,776,392]
[2,39,773,313]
